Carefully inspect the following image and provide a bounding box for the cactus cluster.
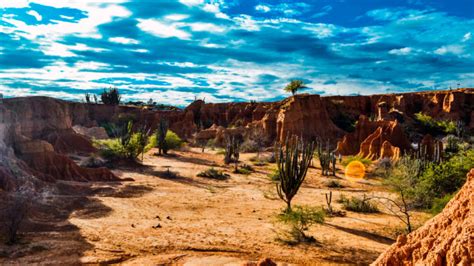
[317,141,337,176]
[276,136,315,212]
[224,135,241,169]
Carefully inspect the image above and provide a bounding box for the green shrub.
[164,131,183,151]
[326,180,344,188]
[339,195,379,213]
[234,164,254,175]
[415,112,457,135]
[277,205,324,244]
[197,168,229,180]
[412,149,474,208]
[268,169,280,182]
[341,155,372,167]
[430,194,454,214]
[94,133,154,161]
[101,87,121,105]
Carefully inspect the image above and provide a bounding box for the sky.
[0,0,473,106]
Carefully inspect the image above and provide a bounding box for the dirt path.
[0,148,429,265]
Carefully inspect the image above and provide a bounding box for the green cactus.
[156,119,169,155]
[276,136,315,212]
[224,135,241,170]
[317,140,336,176]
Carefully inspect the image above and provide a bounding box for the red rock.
[372,168,474,266]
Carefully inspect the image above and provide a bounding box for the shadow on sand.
[0,181,153,264]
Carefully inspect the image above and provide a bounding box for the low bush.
[197,168,230,180]
[1,192,31,244]
[411,149,474,208]
[148,130,183,155]
[338,195,379,213]
[233,164,254,175]
[341,155,372,167]
[240,139,259,153]
[325,180,344,188]
[276,206,325,244]
[94,132,153,161]
[430,193,453,214]
[268,169,280,182]
[415,112,456,135]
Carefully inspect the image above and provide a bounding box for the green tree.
[101,87,121,105]
[284,80,307,95]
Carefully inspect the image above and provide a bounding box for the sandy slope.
[0,148,429,265]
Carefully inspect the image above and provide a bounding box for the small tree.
[284,80,307,96]
[101,87,121,105]
[276,136,315,212]
[1,192,31,244]
[370,157,417,233]
[247,127,268,160]
[84,93,91,104]
[156,119,169,155]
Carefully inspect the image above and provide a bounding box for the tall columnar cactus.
[317,141,336,176]
[156,118,169,155]
[276,136,315,212]
[224,135,241,169]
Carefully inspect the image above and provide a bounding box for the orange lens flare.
[345,161,366,180]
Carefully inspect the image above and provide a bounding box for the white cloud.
[109,37,139,45]
[255,5,270,13]
[0,0,29,8]
[179,0,203,7]
[189,22,225,32]
[462,32,471,42]
[27,10,42,21]
[137,19,191,40]
[165,14,189,21]
[434,45,464,56]
[389,47,412,55]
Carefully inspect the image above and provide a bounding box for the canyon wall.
[0,89,472,189]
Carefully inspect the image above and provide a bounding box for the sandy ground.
[0,148,431,265]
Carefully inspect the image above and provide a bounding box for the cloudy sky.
[0,0,473,105]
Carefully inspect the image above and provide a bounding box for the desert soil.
[0,148,430,265]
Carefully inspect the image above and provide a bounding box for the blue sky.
[0,0,473,105]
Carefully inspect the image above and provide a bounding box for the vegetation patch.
[338,195,379,213]
[197,168,230,180]
[276,206,325,245]
[341,155,372,167]
[414,112,457,135]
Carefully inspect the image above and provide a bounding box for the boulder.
[72,125,109,140]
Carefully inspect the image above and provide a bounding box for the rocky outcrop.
[73,125,109,140]
[373,168,474,265]
[336,116,411,160]
[276,94,344,142]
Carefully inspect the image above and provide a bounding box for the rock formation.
[336,116,411,160]
[373,168,474,265]
[0,89,472,188]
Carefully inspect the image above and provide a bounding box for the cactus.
[325,191,333,215]
[317,140,337,176]
[276,136,315,212]
[455,120,464,138]
[224,135,241,170]
[156,118,169,155]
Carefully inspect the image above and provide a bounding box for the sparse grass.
[338,195,379,213]
[197,168,229,180]
[341,155,372,167]
[234,164,254,175]
[268,169,280,182]
[325,180,344,188]
[276,206,325,245]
